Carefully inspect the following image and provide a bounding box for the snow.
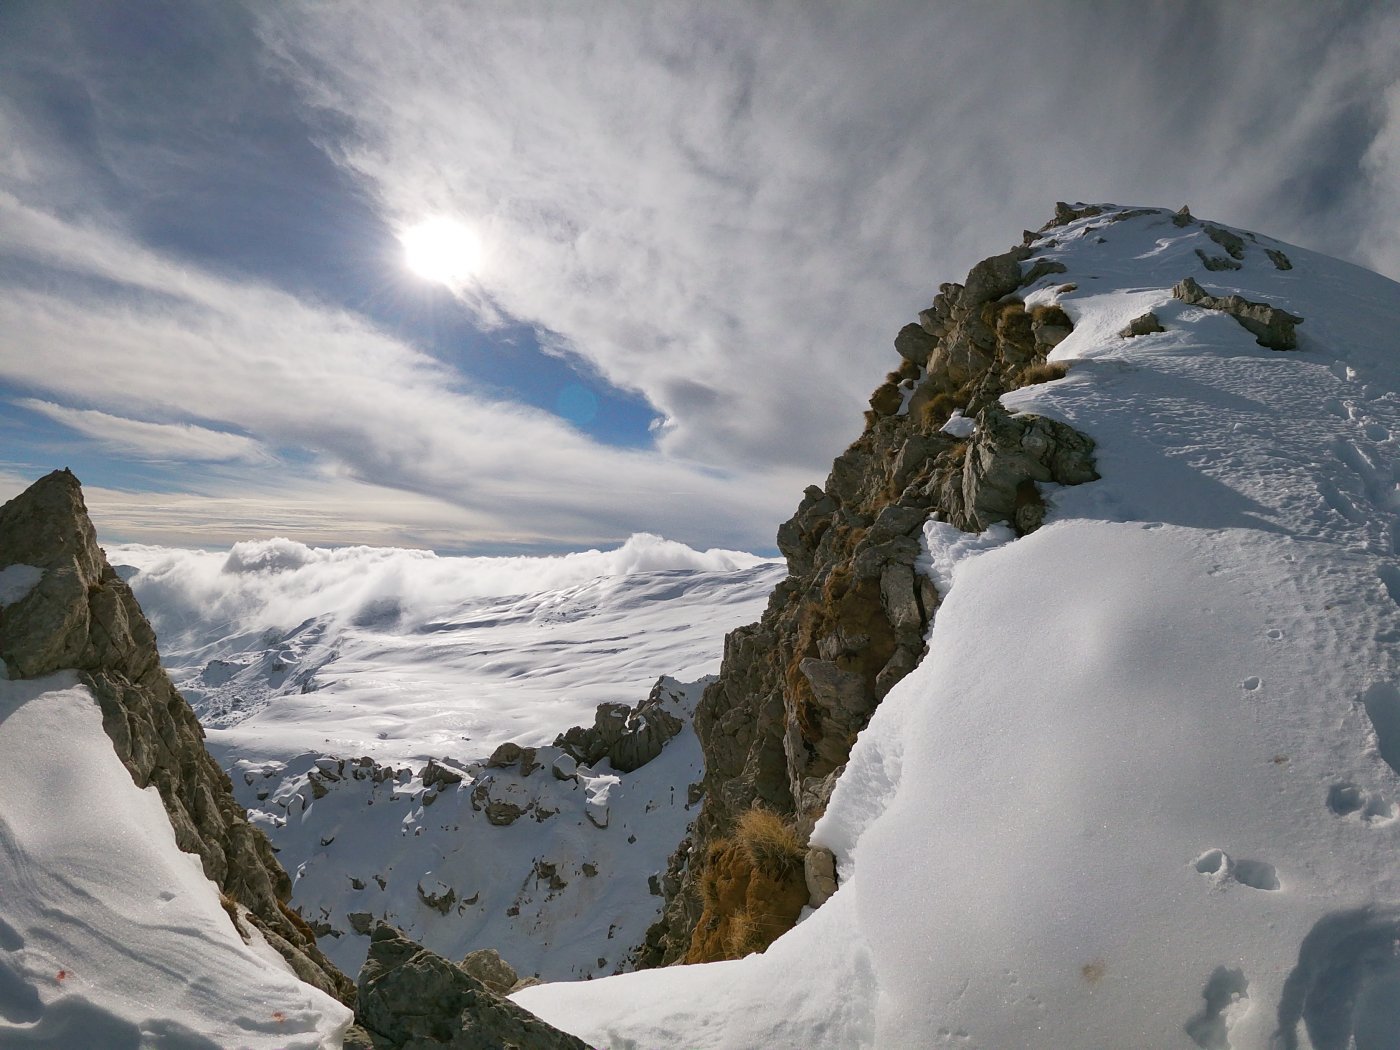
[940,409,976,438]
[113,533,781,766]
[0,563,42,607]
[111,535,779,984]
[516,207,1400,1048]
[0,673,351,1047]
[222,678,710,982]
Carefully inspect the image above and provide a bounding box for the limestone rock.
[554,681,684,773]
[804,846,838,908]
[954,404,1099,534]
[1120,312,1165,338]
[0,470,352,1004]
[893,322,937,367]
[355,924,589,1049]
[962,247,1032,306]
[1203,223,1246,260]
[459,948,520,996]
[422,759,464,789]
[485,800,523,827]
[1195,248,1242,272]
[1173,275,1303,350]
[485,742,523,769]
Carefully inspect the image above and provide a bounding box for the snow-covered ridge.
[516,205,1400,1048]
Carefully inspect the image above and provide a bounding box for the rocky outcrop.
[355,924,589,1050]
[0,470,353,1003]
[637,209,1101,967]
[554,677,684,773]
[1173,275,1304,350]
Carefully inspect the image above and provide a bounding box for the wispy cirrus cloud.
[19,400,272,464]
[257,0,1400,473]
[0,190,804,550]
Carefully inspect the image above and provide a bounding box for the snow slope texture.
[516,206,1400,1048]
[0,673,352,1047]
[114,534,780,766]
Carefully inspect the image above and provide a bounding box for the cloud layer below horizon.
[2,1,1397,552]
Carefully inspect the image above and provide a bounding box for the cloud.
[0,192,805,550]
[4,1,1398,553]
[19,400,272,464]
[254,0,1400,482]
[111,532,773,643]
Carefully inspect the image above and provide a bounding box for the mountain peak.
[0,470,355,1004]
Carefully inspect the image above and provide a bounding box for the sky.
[1,0,1397,555]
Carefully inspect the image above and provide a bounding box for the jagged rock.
[953,404,1099,534]
[805,846,838,908]
[1203,223,1246,260]
[1195,248,1242,272]
[893,322,937,367]
[485,742,522,769]
[1172,275,1303,350]
[355,924,589,1049]
[517,747,540,777]
[1266,248,1293,271]
[484,800,523,827]
[554,681,684,773]
[459,948,519,996]
[962,246,1032,306]
[550,753,578,781]
[0,470,353,1004]
[349,912,375,935]
[1021,258,1068,286]
[422,759,464,789]
[1120,312,1165,338]
[1045,201,1105,229]
[417,881,457,915]
[1172,205,1194,227]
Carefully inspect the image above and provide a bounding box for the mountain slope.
[0,473,353,1045]
[113,537,780,980]
[515,205,1400,1048]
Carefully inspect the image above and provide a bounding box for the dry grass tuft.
[1017,361,1069,386]
[1029,303,1072,327]
[735,807,806,881]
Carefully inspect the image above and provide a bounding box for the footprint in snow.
[1242,677,1262,692]
[1326,783,1397,824]
[1194,849,1280,891]
[1184,966,1248,1050]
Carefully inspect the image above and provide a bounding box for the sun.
[400,217,483,285]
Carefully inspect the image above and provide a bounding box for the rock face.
[638,208,1101,966]
[0,470,353,1003]
[1172,275,1304,350]
[554,677,685,773]
[355,924,590,1050]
